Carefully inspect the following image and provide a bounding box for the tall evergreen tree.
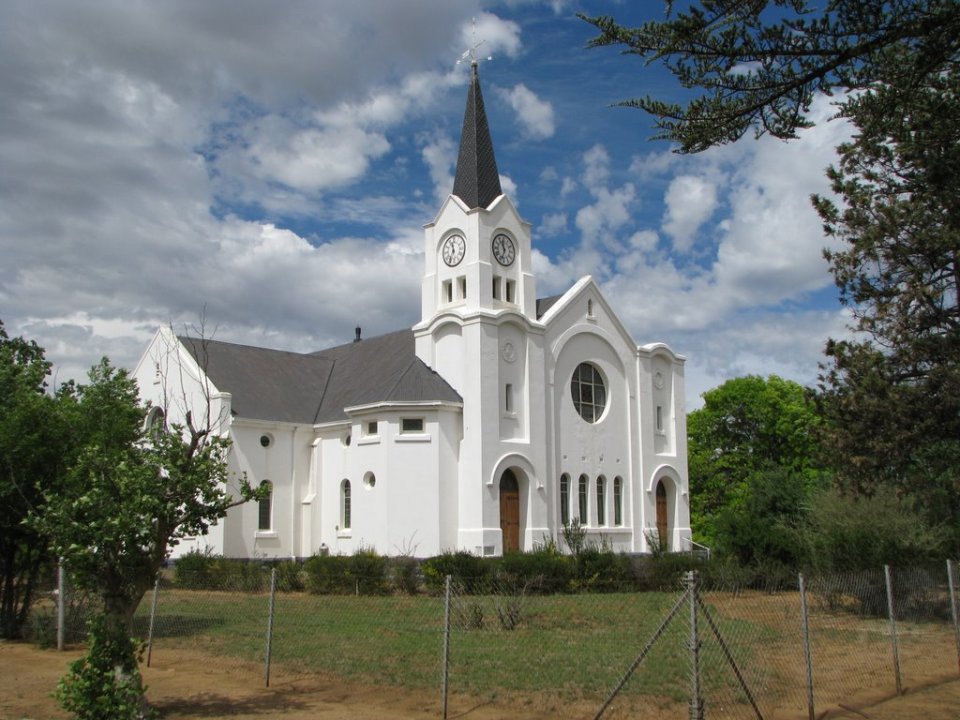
[581,1,960,152]
[813,69,960,540]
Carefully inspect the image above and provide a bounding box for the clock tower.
[413,58,548,555]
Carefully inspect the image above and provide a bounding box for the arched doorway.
[500,470,520,553]
[655,480,669,551]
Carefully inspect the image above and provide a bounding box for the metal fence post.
[883,565,903,695]
[687,571,704,720]
[441,574,452,720]
[798,573,815,720]
[146,576,160,667]
[56,559,65,651]
[948,559,960,676]
[265,567,277,688]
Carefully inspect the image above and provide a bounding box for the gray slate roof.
[451,62,502,210]
[179,330,461,425]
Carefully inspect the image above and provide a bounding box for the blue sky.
[0,0,854,407]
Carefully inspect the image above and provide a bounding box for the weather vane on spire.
[457,17,493,67]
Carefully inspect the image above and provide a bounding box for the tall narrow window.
[613,476,623,526]
[578,474,589,525]
[656,405,663,432]
[258,480,272,531]
[596,476,606,526]
[505,280,515,303]
[341,480,351,531]
[493,276,502,300]
[458,276,467,300]
[443,280,453,304]
[505,383,513,413]
[560,473,570,525]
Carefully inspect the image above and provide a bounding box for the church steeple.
[452,62,502,210]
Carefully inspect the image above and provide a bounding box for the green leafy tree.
[800,485,946,572]
[580,1,960,152]
[813,68,960,541]
[32,359,260,716]
[687,375,828,546]
[0,320,65,638]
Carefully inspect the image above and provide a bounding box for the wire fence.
[37,560,960,719]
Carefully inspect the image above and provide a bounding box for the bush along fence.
[39,558,960,719]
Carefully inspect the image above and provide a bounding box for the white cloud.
[496,83,555,139]
[540,212,568,237]
[661,174,719,252]
[420,131,457,204]
[461,12,522,60]
[244,121,391,192]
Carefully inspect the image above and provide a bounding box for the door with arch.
[655,480,669,551]
[500,470,520,553]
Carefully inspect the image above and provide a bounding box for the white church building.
[134,61,691,560]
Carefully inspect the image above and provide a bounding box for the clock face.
[492,233,515,266]
[441,234,466,266]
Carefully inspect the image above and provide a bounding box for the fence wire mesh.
[34,560,960,719]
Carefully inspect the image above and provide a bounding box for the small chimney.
[354,326,361,343]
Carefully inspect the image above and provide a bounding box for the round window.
[363,472,376,490]
[260,434,272,448]
[570,362,606,423]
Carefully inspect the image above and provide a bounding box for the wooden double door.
[499,470,520,553]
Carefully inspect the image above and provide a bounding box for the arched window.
[560,473,570,525]
[145,406,165,433]
[341,480,351,531]
[613,476,623,526]
[596,475,606,526]
[578,474,589,525]
[258,481,272,531]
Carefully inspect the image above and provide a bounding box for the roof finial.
[456,17,492,69]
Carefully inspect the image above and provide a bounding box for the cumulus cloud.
[496,83,555,139]
[661,174,719,252]
[461,12,522,60]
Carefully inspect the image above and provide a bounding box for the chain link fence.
[37,559,960,719]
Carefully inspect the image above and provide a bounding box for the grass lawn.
[135,588,770,704]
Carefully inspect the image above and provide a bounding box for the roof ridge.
[384,358,420,400]
[312,357,336,424]
[178,335,317,359]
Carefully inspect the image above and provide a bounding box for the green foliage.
[687,375,827,547]
[304,547,389,595]
[55,615,156,720]
[420,551,489,593]
[497,548,574,594]
[0,320,66,638]
[560,518,588,556]
[574,546,633,592]
[799,486,946,573]
[814,67,960,547]
[27,355,259,712]
[172,551,295,592]
[580,1,960,153]
[712,465,811,568]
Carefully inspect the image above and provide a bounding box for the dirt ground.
[2,640,959,720]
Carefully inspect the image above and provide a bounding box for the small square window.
[401,417,424,434]
[366,421,378,436]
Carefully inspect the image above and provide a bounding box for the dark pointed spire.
[452,62,502,210]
